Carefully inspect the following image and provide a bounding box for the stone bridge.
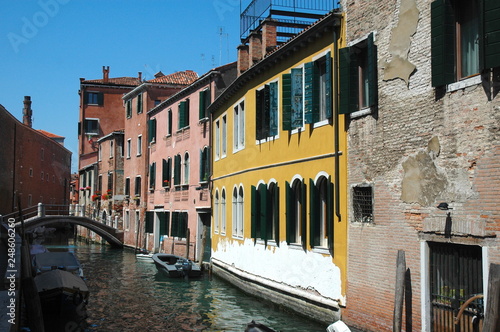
[2,204,123,248]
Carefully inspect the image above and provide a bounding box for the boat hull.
[152,254,202,278]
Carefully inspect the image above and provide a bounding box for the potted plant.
[163,180,170,187]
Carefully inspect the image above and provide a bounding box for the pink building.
[145,63,236,261]
[122,70,198,250]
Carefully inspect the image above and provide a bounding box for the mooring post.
[186,228,190,259]
[37,203,45,217]
[393,250,406,332]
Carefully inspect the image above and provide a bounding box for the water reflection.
[66,243,326,332]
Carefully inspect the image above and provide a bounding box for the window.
[84,119,99,135]
[431,0,500,87]
[137,135,142,156]
[149,162,156,190]
[286,179,306,248]
[167,109,173,136]
[41,171,44,180]
[158,211,170,236]
[148,118,157,143]
[124,210,130,230]
[162,158,172,188]
[126,100,132,118]
[145,211,154,233]
[200,147,210,182]
[98,175,102,193]
[125,178,130,196]
[171,212,188,238]
[233,100,245,150]
[29,168,33,177]
[85,92,103,105]
[214,190,220,233]
[251,182,279,243]
[134,176,141,197]
[199,89,211,120]
[135,210,140,232]
[221,189,226,234]
[178,100,189,129]
[310,176,333,249]
[154,99,161,106]
[232,186,244,238]
[117,136,124,157]
[283,68,304,129]
[183,153,190,185]
[126,139,131,158]
[221,115,227,157]
[256,82,278,141]
[137,93,143,114]
[107,172,113,192]
[215,119,220,160]
[109,141,114,158]
[352,185,373,223]
[339,33,378,114]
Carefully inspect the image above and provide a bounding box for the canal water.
[43,239,327,331]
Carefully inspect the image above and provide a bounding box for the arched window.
[232,186,244,238]
[221,189,226,234]
[310,176,333,250]
[285,178,305,248]
[214,190,220,233]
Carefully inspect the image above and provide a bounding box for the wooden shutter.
[126,100,132,118]
[162,159,168,186]
[251,185,257,239]
[97,92,104,106]
[273,185,280,245]
[301,179,307,250]
[171,212,179,237]
[199,90,206,120]
[282,74,292,131]
[179,101,186,128]
[256,89,264,140]
[431,0,456,87]
[259,183,268,243]
[148,119,156,143]
[179,212,188,238]
[285,181,293,244]
[269,81,278,136]
[137,94,143,114]
[174,155,181,185]
[325,51,333,118]
[310,179,320,247]
[159,212,170,236]
[339,47,358,114]
[149,163,156,189]
[327,177,334,254]
[291,68,303,128]
[366,33,378,108]
[304,61,319,124]
[145,211,154,234]
[483,0,500,69]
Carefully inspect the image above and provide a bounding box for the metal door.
[429,242,484,332]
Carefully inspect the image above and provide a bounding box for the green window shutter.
[484,0,500,69]
[251,185,257,239]
[199,149,203,182]
[126,101,132,118]
[258,183,268,243]
[145,211,154,234]
[301,180,307,250]
[285,181,293,244]
[304,61,319,124]
[179,212,188,238]
[291,68,304,128]
[325,51,333,118]
[256,88,264,140]
[137,94,143,114]
[431,0,456,87]
[149,163,156,189]
[162,159,168,186]
[263,85,270,138]
[148,119,156,143]
[366,33,378,108]
[199,90,206,120]
[327,177,334,254]
[339,47,358,114]
[97,92,104,106]
[310,179,320,247]
[282,73,292,131]
[174,155,181,185]
[159,212,169,236]
[273,185,280,245]
[269,81,279,136]
[171,212,179,237]
[179,101,186,128]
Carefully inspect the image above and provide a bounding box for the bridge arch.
[16,216,123,248]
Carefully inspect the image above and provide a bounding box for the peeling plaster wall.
[212,238,344,303]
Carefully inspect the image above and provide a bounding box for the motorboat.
[136,249,154,262]
[34,269,89,331]
[245,320,276,332]
[152,253,202,278]
[32,251,84,277]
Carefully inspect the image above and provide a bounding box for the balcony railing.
[240,0,338,42]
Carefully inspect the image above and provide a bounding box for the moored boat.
[152,253,202,278]
[32,251,84,277]
[136,249,154,262]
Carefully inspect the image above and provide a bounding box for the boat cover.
[33,251,82,275]
[34,269,89,296]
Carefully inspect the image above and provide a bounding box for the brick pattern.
[340,0,500,330]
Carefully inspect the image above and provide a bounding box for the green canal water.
[44,240,327,331]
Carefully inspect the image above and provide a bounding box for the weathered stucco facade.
[340,0,500,330]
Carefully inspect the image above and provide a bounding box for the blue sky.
[1,0,243,172]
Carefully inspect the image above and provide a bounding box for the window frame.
[83,118,99,136]
[137,135,142,156]
[233,98,245,152]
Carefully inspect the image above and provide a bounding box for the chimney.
[262,19,278,57]
[237,44,249,76]
[248,30,263,66]
[138,72,142,81]
[103,66,109,82]
[23,96,32,128]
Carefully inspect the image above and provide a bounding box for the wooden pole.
[185,228,190,259]
[393,250,406,332]
[483,263,500,332]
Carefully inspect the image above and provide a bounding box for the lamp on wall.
[437,202,452,210]
[437,202,453,237]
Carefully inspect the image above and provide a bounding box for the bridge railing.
[0,203,88,224]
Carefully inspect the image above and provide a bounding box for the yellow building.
[209,12,347,324]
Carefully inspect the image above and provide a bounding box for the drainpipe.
[333,26,342,222]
